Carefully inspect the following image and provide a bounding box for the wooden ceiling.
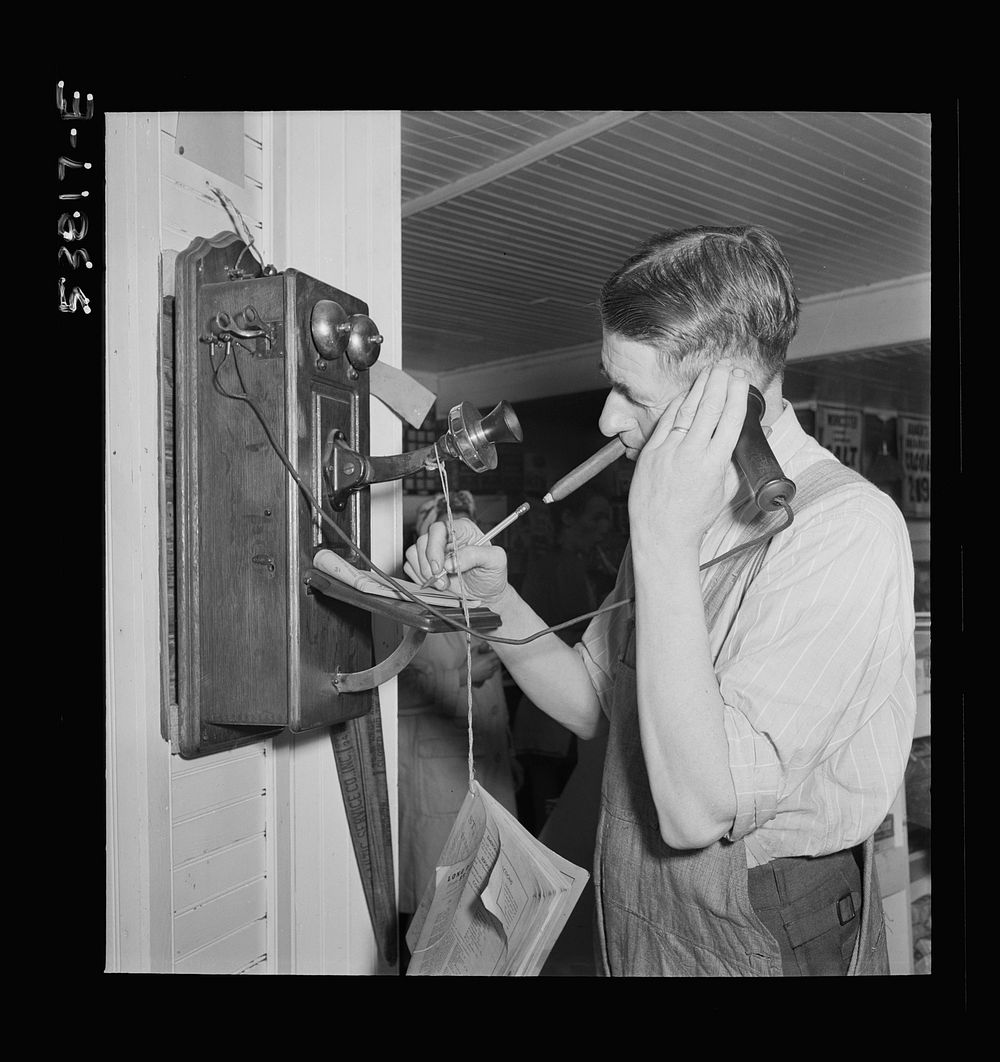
[400,111,932,377]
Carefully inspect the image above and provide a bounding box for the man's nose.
[599,391,629,438]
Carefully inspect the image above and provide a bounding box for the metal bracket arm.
[332,625,427,693]
[304,566,503,694]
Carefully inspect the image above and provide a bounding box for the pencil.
[542,438,626,504]
[418,502,530,589]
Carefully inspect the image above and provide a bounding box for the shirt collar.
[764,399,813,471]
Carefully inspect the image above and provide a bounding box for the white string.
[431,447,476,791]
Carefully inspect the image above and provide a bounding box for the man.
[405,225,916,976]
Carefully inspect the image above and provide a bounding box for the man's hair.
[598,225,800,386]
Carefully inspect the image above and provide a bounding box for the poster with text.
[816,405,864,472]
[898,415,930,518]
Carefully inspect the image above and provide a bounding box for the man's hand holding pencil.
[404,503,529,606]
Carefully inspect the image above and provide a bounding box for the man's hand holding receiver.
[628,362,751,560]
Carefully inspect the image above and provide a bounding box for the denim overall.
[592,461,891,976]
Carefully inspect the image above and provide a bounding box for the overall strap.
[703,460,866,630]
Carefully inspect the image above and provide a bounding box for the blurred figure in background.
[397,492,519,938]
[513,488,612,833]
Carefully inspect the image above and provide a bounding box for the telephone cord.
[430,449,477,790]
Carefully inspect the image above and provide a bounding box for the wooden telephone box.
[168,232,376,758]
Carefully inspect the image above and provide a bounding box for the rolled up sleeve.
[722,704,781,842]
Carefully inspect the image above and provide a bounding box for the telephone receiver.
[735,385,797,511]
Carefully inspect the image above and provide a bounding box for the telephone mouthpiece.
[443,400,523,473]
[479,401,523,446]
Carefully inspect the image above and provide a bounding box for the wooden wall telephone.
[165,232,523,761]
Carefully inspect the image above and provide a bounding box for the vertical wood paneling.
[106,112,174,972]
[286,111,347,975]
[345,108,402,964]
[322,110,353,973]
[267,111,294,974]
[268,110,402,975]
[160,115,272,973]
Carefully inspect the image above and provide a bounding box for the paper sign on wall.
[898,415,931,517]
[816,405,864,471]
[175,112,246,188]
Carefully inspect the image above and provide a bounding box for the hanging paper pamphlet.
[406,781,590,976]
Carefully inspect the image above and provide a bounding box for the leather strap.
[784,887,862,948]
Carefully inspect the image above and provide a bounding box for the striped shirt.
[577,401,916,867]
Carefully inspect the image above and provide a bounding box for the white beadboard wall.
[159,111,264,255]
[170,746,270,973]
[160,111,272,974]
[107,112,174,974]
[267,110,402,976]
[109,110,401,974]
